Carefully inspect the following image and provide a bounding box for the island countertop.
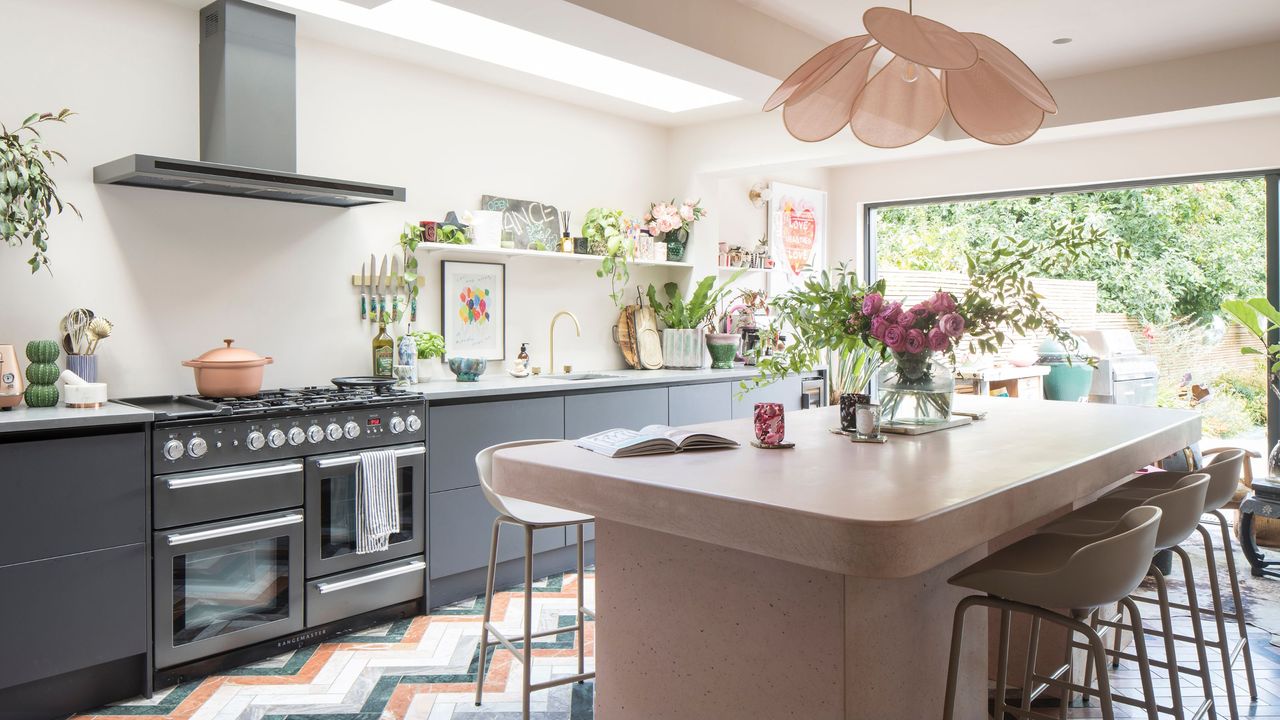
[493,395,1200,579]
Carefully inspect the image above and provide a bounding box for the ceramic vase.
[66,354,98,383]
[662,328,703,369]
[876,350,955,425]
[662,227,689,262]
[416,359,437,382]
[704,333,740,369]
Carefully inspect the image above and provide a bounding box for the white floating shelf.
[413,242,693,269]
[718,266,769,275]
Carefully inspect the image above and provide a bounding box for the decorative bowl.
[448,357,487,382]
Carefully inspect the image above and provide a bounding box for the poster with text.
[767,182,827,296]
[441,260,506,361]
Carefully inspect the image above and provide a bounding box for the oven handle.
[315,560,427,594]
[165,513,304,546]
[314,445,425,469]
[163,461,304,490]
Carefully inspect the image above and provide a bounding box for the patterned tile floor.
[74,536,1280,720]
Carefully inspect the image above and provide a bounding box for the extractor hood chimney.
[94,0,405,207]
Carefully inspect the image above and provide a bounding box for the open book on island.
[575,425,740,458]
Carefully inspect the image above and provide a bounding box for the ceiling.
[733,0,1280,79]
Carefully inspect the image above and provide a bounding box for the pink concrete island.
[492,396,1200,720]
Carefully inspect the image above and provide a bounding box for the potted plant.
[407,330,445,381]
[643,199,706,262]
[2,109,78,273]
[584,207,631,306]
[1222,297,1280,472]
[647,273,742,369]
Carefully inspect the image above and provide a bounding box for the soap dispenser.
[510,342,532,378]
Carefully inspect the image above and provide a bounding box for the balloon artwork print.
[458,287,491,325]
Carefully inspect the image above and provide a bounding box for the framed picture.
[767,182,827,296]
[441,260,506,361]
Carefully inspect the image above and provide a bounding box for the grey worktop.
[0,401,154,435]
[410,366,769,402]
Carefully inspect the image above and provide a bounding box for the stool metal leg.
[995,608,1012,715]
[1020,616,1041,714]
[1212,510,1258,701]
[1150,565,1186,720]
[943,596,977,720]
[1198,523,1242,720]
[474,518,502,708]
[576,523,586,680]
[1119,596,1160,720]
[1173,545,1218,720]
[522,525,534,720]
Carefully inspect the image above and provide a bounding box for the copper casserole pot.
[182,338,273,397]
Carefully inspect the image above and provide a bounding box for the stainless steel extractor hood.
[94,0,405,208]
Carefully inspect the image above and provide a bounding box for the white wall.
[0,0,673,396]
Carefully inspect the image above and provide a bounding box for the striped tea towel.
[356,448,400,554]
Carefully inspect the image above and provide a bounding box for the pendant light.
[763,1,1057,147]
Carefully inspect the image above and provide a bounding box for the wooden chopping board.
[635,307,663,369]
[614,305,641,369]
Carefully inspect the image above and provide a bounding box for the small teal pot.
[447,357,487,382]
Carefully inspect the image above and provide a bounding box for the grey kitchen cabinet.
[564,387,668,439]
[668,382,733,427]
[0,543,146,691]
[429,485,566,578]
[731,374,803,419]
[428,396,565,493]
[0,431,146,566]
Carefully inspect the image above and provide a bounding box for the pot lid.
[184,338,272,367]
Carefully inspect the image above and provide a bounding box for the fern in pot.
[647,272,742,369]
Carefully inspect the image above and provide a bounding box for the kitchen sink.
[545,372,622,381]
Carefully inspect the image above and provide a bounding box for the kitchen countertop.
[408,366,768,402]
[0,401,154,435]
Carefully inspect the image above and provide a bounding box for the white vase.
[662,328,704,369]
[416,359,437,382]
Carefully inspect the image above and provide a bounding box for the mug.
[839,393,870,432]
[754,402,785,445]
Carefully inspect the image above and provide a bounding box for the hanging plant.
[1,109,79,273]
[398,222,423,322]
[583,207,631,307]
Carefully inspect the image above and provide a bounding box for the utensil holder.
[66,354,98,383]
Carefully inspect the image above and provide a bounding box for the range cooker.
[122,386,427,687]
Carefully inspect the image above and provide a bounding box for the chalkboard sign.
[481,195,561,250]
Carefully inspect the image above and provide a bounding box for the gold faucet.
[549,310,581,375]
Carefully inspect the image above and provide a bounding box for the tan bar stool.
[1106,449,1256,720]
[1045,473,1214,720]
[942,506,1164,720]
[473,439,595,720]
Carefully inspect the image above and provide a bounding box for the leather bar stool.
[943,506,1164,720]
[1045,473,1214,720]
[1106,449,1256,720]
[473,440,595,720]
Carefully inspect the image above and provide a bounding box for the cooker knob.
[287,426,306,446]
[307,425,324,444]
[187,437,208,458]
[389,416,405,434]
[325,423,342,441]
[405,414,422,432]
[246,430,266,451]
[267,429,286,448]
[163,439,185,461]
[343,421,361,439]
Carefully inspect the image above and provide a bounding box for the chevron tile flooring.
[76,570,595,720]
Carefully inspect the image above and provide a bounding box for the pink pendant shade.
[764,7,1057,147]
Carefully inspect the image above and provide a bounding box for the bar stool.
[1106,449,1256,720]
[942,506,1163,720]
[473,439,595,720]
[1045,473,1214,720]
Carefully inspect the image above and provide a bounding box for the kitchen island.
[492,396,1200,719]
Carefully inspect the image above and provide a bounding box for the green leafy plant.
[398,223,423,316]
[2,109,79,273]
[408,330,445,360]
[584,208,630,306]
[646,274,741,330]
[1221,297,1280,403]
[437,225,468,244]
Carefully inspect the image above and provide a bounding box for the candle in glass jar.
[856,403,880,437]
[754,402,786,445]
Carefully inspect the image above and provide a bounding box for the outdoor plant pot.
[662,328,703,369]
[704,333,740,369]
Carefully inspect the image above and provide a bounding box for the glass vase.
[663,227,689,262]
[876,350,955,426]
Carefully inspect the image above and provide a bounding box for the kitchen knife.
[368,253,377,322]
[390,255,401,322]
[379,254,390,323]
[360,260,368,320]
[373,254,385,322]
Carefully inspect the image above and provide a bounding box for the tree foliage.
[874,179,1266,323]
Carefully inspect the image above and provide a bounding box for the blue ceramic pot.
[448,357,487,382]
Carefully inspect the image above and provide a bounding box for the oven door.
[305,444,425,578]
[153,509,305,669]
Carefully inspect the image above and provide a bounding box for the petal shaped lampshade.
[764,7,1057,147]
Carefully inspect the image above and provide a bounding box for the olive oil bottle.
[372,321,394,377]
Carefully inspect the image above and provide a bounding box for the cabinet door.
[731,375,803,419]
[0,543,146,690]
[428,397,565,493]
[668,382,733,427]
[0,431,145,566]
[564,387,668,439]
[429,486,566,578]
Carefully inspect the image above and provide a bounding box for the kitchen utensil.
[182,339,273,397]
[391,255,401,321]
[360,260,368,320]
[86,317,113,354]
[61,308,95,355]
[378,254,389,322]
[635,302,663,370]
[368,253,377,321]
[447,357,487,382]
[331,375,396,391]
[0,344,24,410]
[61,333,74,355]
